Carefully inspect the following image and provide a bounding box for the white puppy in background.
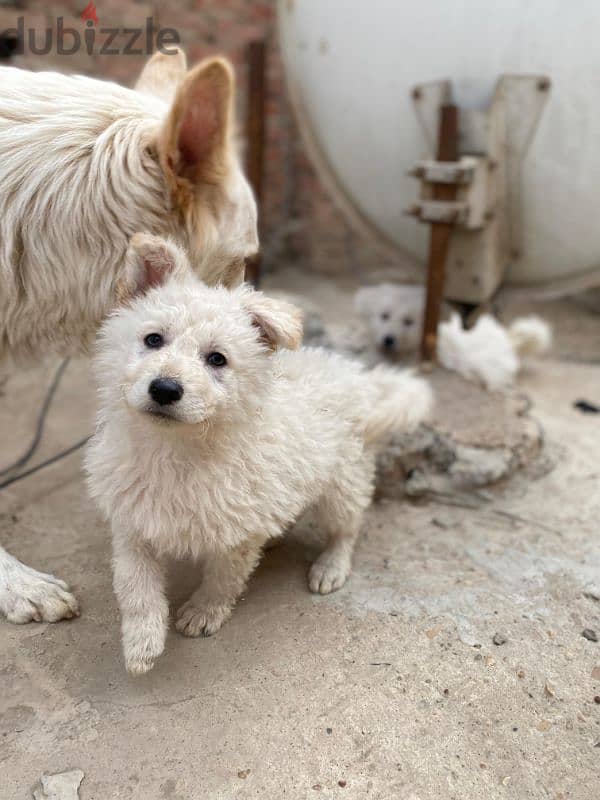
[85,235,432,674]
[355,283,551,392]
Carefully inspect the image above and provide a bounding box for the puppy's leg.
[113,534,168,675]
[309,456,374,595]
[0,545,79,624]
[176,534,265,638]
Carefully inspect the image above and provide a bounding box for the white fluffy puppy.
[0,49,258,627]
[355,283,551,392]
[85,235,432,674]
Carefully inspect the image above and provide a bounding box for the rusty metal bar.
[244,39,267,287]
[420,104,459,362]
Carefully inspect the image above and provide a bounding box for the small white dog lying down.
[85,235,432,674]
[355,284,551,392]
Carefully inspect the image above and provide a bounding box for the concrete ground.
[1,274,599,800]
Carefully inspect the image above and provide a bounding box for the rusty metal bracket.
[408,155,490,230]
[408,158,476,185]
[407,200,470,225]
[409,74,550,304]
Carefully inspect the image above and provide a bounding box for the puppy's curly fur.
[85,235,433,674]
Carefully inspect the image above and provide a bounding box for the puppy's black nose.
[148,377,183,406]
[382,335,396,351]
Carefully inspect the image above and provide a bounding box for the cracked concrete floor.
[0,283,599,800]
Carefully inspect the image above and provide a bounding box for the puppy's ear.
[117,233,188,302]
[135,48,187,103]
[241,291,304,351]
[158,57,234,202]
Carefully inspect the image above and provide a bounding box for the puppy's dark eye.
[403,316,414,327]
[144,333,164,349]
[381,312,390,321]
[206,352,227,367]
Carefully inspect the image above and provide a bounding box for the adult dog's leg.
[0,545,79,623]
[175,533,265,638]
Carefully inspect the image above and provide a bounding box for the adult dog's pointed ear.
[135,48,188,103]
[241,291,304,351]
[117,233,189,303]
[158,57,234,204]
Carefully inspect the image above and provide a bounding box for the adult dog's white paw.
[0,559,79,624]
[308,552,351,595]
[175,601,231,638]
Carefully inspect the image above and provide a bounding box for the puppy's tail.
[363,366,433,444]
[508,316,552,358]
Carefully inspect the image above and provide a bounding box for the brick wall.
[0,0,399,278]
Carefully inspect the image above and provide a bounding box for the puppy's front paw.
[122,615,167,675]
[0,563,79,624]
[308,552,351,595]
[175,601,231,638]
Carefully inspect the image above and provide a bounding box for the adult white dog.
[85,234,432,674]
[0,51,258,624]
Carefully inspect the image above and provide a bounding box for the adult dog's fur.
[355,283,551,391]
[0,50,257,363]
[85,235,433,674]
[0,52,257,626]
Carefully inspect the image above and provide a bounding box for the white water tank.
[278,0,600,291]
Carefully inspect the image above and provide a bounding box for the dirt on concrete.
[0,278,599,800]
